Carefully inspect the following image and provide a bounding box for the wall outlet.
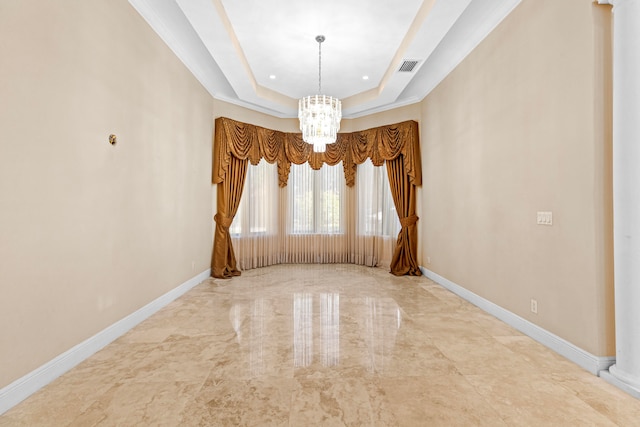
[427,256,431,264]
[530,298,538,314]
[191,261,195,271]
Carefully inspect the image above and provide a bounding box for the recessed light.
[362,75,369,80]
[269,74,276,80]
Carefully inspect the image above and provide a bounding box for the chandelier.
[298,35,342,153]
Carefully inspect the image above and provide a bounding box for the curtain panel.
[231,163,399,272]
[211,117,422,278]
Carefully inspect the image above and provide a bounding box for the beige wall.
[213,100,300,133]
[0,1,214,388]
[341,104,422,133]
[417,0,614,355]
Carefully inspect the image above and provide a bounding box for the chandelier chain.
[318,37,322,94]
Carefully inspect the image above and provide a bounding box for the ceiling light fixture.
[298,35,341,153]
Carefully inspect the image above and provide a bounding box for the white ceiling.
[128,0,522,119]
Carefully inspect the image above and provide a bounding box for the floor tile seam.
[455,373,519,426]
[428,334,526,358]
[94,376,214,422]
[290,373,459,380]
[421,329,501,341]
[106,364,217,382]
[456,374,632,425]
[551,378,627,424]
[106,375,215,386]
[459,374,636,425]
[432,354,540,377]
[287,380,376,426]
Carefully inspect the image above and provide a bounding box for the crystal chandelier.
[298,35,342,153]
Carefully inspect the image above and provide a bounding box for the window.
[229,160,278,237]
[230,158,398,269]
[288,163,345,234]
[356,160,400,237]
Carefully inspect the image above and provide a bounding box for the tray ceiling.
[129,0,521,118]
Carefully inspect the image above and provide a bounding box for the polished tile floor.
[2,264,639,426]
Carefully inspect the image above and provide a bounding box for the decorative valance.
[213,117,421,188]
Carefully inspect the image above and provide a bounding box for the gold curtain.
[211,154,249,278]
[211,117,422,278]
[386,156,420,276]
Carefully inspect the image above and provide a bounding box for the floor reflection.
[229,290,401,374]
[320,293,340,367]
[293,293,313,368]
[364,296,402,372]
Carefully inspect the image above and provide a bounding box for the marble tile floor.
[2,264,640,426]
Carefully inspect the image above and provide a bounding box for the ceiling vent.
[398,60,420,73]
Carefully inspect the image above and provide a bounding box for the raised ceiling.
[129,0,522,119]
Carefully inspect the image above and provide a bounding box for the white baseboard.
[0,269,211,415]
[600,368,640,399]
[419,266,615,376]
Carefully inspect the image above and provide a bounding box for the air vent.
[398,60,419,73]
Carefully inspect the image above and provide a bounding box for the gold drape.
[211,117,422,278]
[211,155,248,278]
[386,156,421,276]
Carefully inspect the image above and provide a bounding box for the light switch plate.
[537,211,553,225]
